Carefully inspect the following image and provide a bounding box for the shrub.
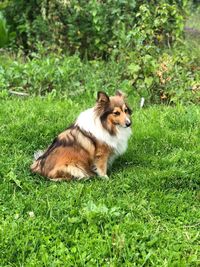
[0,52,128,98]
[3,0,188,58]
[120,42,200,104]
[0,45,199,105]
[0,11,9,47]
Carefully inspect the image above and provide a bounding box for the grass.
[0,95,199,266]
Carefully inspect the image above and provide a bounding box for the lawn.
[0,96,200,266]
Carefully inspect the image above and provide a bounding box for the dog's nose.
[126,121,131,127]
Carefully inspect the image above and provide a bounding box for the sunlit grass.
[0,97,199,266]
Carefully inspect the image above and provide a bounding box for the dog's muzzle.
[125,118,131,127]
[126,121,131,127]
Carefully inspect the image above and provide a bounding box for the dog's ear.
[115,90,126,98]
[97,91,110,103]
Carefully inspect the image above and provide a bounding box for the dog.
[31,90,132,181]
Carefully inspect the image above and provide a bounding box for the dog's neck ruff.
[75,108,131,155]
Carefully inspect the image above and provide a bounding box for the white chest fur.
[75,108,132,156]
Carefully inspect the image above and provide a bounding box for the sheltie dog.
[31,90,132,181]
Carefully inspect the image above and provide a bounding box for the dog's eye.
[113,111,120,116]
[125,107,132,114]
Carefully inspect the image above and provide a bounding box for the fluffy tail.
[34,150,44,160]
[31,150,44,174]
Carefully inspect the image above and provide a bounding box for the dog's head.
[95,90,132,135]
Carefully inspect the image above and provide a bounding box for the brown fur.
[31,126,113,180]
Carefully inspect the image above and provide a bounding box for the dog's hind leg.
[48,165,90,181]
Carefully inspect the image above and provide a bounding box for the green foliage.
[0,98,199,266]
[3,0,188,57]
[0,8,16,48]
[0,52,130,98]
[123,44,200,104]
[0,2,199,264]
[0,11,9,47]
[0,3,199,104]
[0,42,200,104]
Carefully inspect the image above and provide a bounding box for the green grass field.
[0,96,200,266]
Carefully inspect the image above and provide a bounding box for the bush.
[0,44,199,105]
[3,0,188,58]
[122,43,200,104]
[0,11,9,47]
[0,52,128,98]
[0,1,199,105]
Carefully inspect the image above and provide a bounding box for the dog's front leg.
[93,155,109,179]
[93,144,112,179]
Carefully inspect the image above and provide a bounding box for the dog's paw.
[101,175,109,180]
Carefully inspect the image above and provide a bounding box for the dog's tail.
[31,150,44,174]
[34,150,44,160]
